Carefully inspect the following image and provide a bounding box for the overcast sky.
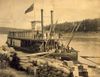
[0,0,100,29]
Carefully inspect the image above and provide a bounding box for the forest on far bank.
[45,18,100,33]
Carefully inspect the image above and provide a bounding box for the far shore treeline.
[0,27,25,34]
[45,18,100,33]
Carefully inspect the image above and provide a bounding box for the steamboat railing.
[8,30,59,40]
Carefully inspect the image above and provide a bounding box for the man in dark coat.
[10,53,20,70]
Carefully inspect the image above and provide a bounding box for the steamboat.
[5,3,93,76]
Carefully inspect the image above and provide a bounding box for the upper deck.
[8,30,59,40]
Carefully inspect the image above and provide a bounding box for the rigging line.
[67,22,82,47]
[66,23,77,47]
[52,20,58,32]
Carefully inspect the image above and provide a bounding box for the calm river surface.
[0,33,100,77]
[62,32,100,77]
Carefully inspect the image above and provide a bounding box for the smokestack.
[41,9,44,36]
[49,10,54,33]
[51,10,54,26]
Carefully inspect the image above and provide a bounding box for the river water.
[0,33,100,77]
[62,33,100,77]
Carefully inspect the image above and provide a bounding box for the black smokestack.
[41,9,44,36]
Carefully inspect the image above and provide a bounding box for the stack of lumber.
[0,45,71,77]
[20,57,70,77]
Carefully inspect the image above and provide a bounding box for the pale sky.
[0,0,100,29]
